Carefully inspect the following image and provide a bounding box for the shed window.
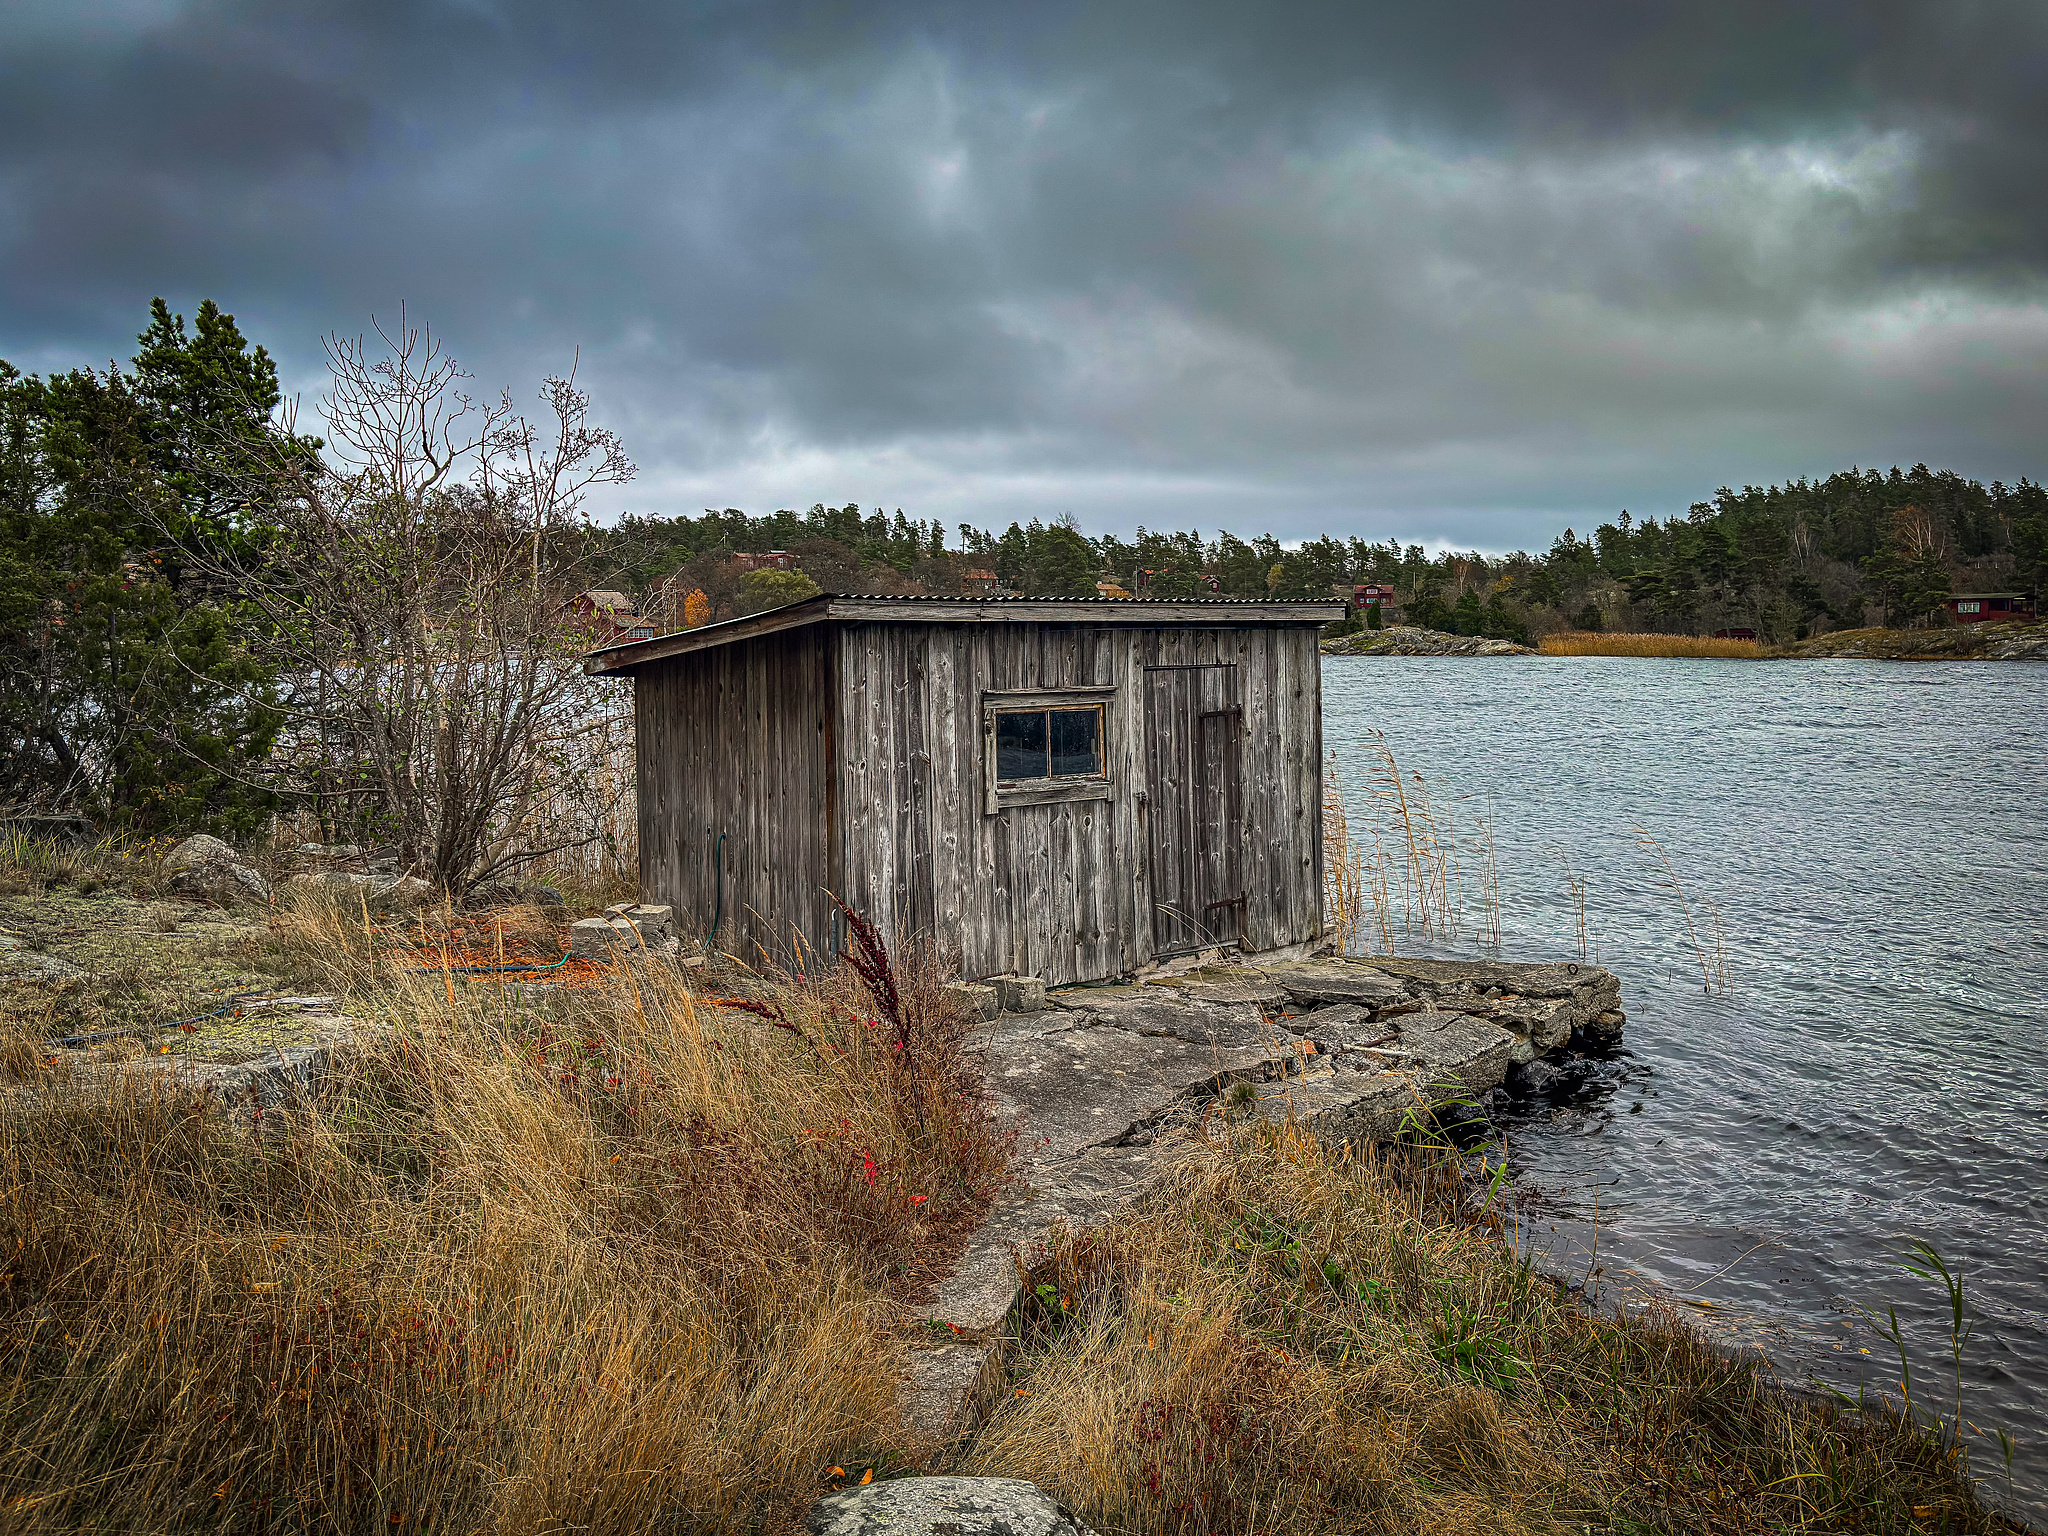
[996,706,1102,782]
[983,688,1115,812]
[1957,600,1981,614]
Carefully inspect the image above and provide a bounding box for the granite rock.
[289,871,436,911]
[809,1478,1097,1536]
[990,974,1049,1013]
[945,981,1000,1021]
[163,834,237,874]
[163,833,271,905]
[1324,624,1536,657]
[569,905,678,959]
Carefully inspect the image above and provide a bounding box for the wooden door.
[1143,664,1244,955]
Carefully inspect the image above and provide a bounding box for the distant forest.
[603,464,2048,643]
[7,296,2046,828]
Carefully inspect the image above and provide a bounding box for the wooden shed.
[585,594,1348,987]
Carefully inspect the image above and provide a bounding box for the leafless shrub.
[181,312,635,895]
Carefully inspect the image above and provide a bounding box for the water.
[1322,657,2048,1518]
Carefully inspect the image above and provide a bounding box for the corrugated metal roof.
[823,592,1329,605]
[583,591,1348,675]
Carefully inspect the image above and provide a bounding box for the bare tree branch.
[177,318,635,892]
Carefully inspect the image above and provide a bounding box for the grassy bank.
[976,1128,2016,1536]
[1767,620,2048,661]
[1,882,1009,1533]
[0,839,2022,1533]
[1540,631,1765,658]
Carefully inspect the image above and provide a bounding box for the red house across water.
[1940,592,2036,624]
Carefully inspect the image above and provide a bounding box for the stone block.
[1387,1009,1517,1098]
[166,848,271,905]
[1286,1002,1375,1040]
[944,981,1000,1021]
[568,916,629,960]
[1,813,94,846]
[606,903,675,943]
[373,876,434,910]
[809,1477,1096,1536]
[991,974,1047,1013]
[568,909,680,961]
[1243,1071,1417,1145]
[1273,964,1412,1008]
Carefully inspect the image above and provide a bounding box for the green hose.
[420,949,574,976]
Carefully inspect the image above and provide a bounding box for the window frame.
[1957,600,1982,614]
[981,687,1116,813]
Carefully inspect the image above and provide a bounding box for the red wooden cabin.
[1941,593,2035,624]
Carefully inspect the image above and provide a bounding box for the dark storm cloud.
[3,0,2045,547]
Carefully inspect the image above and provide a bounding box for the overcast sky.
[4,1,2044,550]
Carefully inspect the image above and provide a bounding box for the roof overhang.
[583,594,1352,676]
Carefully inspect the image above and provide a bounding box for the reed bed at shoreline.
[1323,739,1735,988]
[1322,733,1495,956]
[1540,631,1765,658]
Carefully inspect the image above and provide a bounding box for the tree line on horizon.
[5,297,2044,833]
[604,464,2047,645]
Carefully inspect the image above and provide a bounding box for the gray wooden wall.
[633,626,837,966]
[834,622,1325,986]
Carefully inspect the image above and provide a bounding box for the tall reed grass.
[1324,745,1738,989]
[1634,825,1730,994]
[1540,631,1764,658]
[0,896,1012,1532]
[0,829,176,899]
[1321,735,1489,955]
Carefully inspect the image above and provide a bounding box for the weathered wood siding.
[634,627,835,965]
[832,622,1325,986]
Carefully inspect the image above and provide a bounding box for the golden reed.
[1539,631,1764,658]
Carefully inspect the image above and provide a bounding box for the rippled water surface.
[1322,657,2048,1517]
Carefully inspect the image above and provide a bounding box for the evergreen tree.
[0,302,283,829]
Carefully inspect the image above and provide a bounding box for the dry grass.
[0,830,179,901]
[1539,632,1765,658]
[1,842,2009,1534]
[0,897,1013,1533]
[965,1126,2012,1536]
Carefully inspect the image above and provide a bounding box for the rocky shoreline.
[1767,618,2048,661]
[898,949,1623,1451]
[1323,624,1534,656]
[1321,618,2048,660]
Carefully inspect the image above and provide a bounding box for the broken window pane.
[995,710,1048,780]
[1049,708,1102,777]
